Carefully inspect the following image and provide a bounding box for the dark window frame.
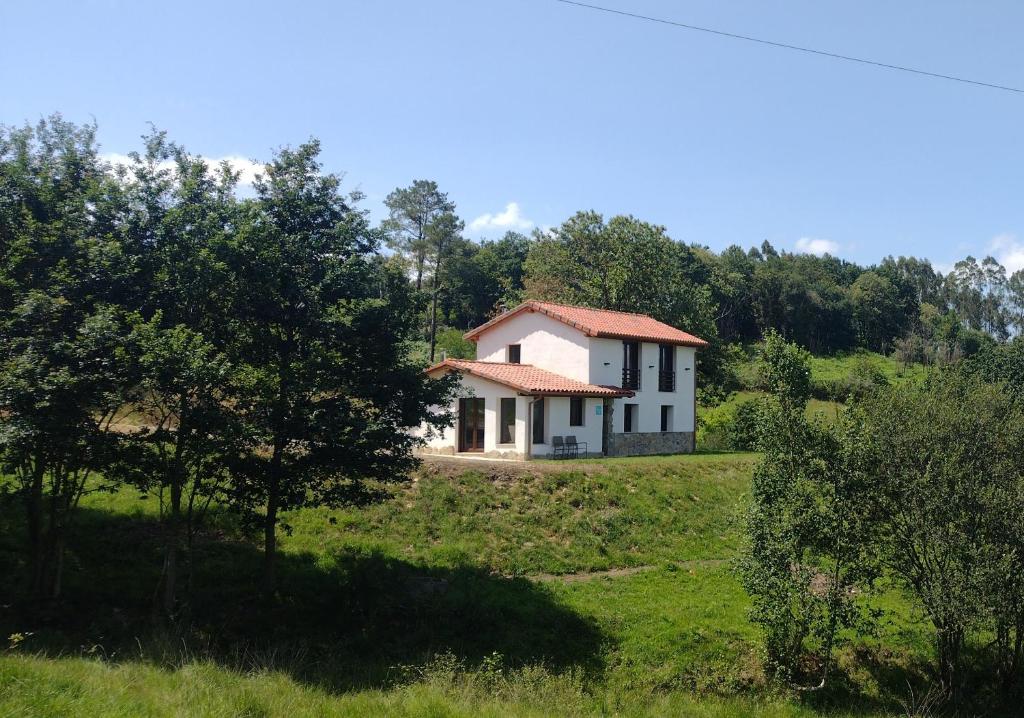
[569,397,584,427]
[499,397,516,444]
[507,344,521,364]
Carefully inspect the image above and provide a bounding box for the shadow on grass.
[0,501,606,693]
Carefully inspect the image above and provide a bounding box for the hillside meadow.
[0,452,956,717]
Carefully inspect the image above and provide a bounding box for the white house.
[417,301,707,460]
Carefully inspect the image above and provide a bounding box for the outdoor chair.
[552,436,569,459]
[566,436,587,458]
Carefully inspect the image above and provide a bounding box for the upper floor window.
[658,344,675,392]
[622,341,640,390]
[507,344,521,364]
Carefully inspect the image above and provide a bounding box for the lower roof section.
[426,359,634,398]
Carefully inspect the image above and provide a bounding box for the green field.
[0,454,947,716]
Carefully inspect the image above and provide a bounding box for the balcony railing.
[658,370,676,392]
[622,367,640,390]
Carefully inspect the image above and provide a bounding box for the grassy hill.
[699,349,930,448]
[0,453,951,717]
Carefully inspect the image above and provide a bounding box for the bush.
[698,398,763,451]
[728,400,763,451]
[810,357,889,401]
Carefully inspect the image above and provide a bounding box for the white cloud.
[794,237,840,256]
[468,202,534,233]
[988,233,1024,274]
[101,152,263,187]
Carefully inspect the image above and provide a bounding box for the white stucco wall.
[474,310,590,382]
[528,396,605,458]
[416,373,528,457]
[589,339,696,435]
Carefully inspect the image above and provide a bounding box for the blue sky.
[4,0,1023,272]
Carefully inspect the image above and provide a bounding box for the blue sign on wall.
[595,404,603,416]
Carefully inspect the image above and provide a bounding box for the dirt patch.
[525,559,729,584]
[527,565,655,584]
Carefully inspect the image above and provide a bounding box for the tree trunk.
[159,474,183,619]
[25,458,45,594]
[429,263,441,362]
[262,485,278,598]
[936,624,964,702]
[261,439,283,599]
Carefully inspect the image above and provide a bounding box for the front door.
[458,398,485,452]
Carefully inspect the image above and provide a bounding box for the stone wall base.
[605,431,695,457]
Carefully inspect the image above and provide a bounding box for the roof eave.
[593,331,708,348]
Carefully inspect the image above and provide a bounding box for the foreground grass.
[0,653,868,718]
[0,453,947,716]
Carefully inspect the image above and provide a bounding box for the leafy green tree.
[523,211,724,390]
[227,142,456,595]
[739,332,878,685]
[862,374,1024,698]
[756,330,812,407]
[850,271,904,352]
[381,180,455,291]
[1007,269,1024,336]
[110,132,244,619]
[425,210,464,362]
[475,231,530,311]
[0,116,133,599]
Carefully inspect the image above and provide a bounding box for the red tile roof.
[463,300,708,347]
[426,359,633,397]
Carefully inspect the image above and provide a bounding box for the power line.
[554,0,1024,95]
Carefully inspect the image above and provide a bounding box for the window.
[499,398,516,444]
[623,403,638,433]
[569,397,584,426]
[507,344,521,363]
[661,405,673,432]
[532,398,545,444]
[622,341,640,390]
[658,344,675,392]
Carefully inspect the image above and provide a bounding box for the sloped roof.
[463,300,708,347]
[426,359,633,397]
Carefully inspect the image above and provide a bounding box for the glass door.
[458,398,485,452]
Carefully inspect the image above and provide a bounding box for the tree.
[112,134,243,619]
[862,374,1024,699]
[227,142,457,596]
[850,271,903,352]
[0,116,133,600]
[738,332,878,686]
[1006,269,1024,336]
[523,212,724,390]
[381,180,455,291]
[425,210,464,362]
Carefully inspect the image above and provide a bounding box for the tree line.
[386,186,1023,399]
[0,116,456,616]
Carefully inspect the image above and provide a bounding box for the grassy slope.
[700,350,930,445]
[0,454,939,717]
